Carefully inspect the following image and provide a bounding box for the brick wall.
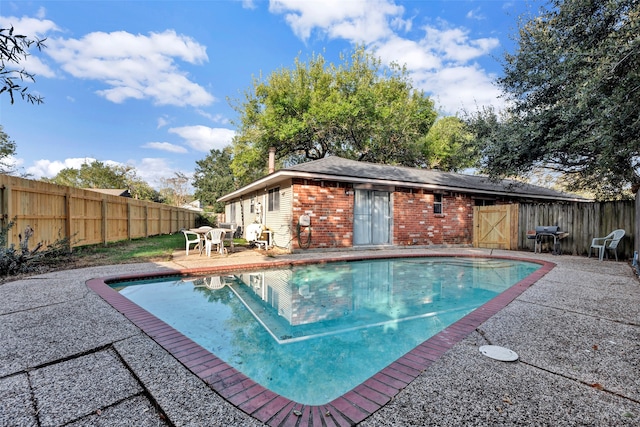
[291,180,474,250]
[394,188,474,246]
[292,179,354,249]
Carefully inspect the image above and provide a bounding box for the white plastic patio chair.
[182,229,201,256]
[204,276,226,290]
[589,229,625,261]
[204,229,227,257]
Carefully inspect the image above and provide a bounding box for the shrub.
[0,220,73,277]
[195,213,217,227]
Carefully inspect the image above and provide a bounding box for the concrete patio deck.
[1,247,639,426]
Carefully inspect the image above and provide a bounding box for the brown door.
[473,205,518,250]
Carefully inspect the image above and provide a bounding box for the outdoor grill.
[526,226,568,255]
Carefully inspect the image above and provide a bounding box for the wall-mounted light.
[344,190,354,196]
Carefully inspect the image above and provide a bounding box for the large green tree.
[0,125,17,174]
[474,0,640,199]
[422,116,478,172]
[228,47,440,185]
[193,148,235,213]
[45,160,162,201]
[1,26,45,104]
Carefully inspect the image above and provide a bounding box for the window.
[434,193,443,214]
[250,198,255,213]
[268,187,280,211]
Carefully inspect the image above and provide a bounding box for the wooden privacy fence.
[0,174,198,249]
[517,201,635,259]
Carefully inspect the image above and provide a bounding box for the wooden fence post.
[0,184,7,233]
[102,196,108,246]
[65,188,72,248]
[127,200,132,241]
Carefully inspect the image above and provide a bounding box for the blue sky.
[1,0,542,189]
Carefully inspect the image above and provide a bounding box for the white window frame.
[434,193,443,215]
[268,187,280,212]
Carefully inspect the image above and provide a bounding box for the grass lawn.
[71,233,185,266]
[0,233,250,283]
[70,233,247,267]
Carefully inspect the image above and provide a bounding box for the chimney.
[268,147,276,174]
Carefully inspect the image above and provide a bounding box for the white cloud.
[411,64,503,113]
[26,157,97,179]
[46,30,215,107]
[157,116,170,129]
[269,0,406,43]
[0,14,59,37]
[196,109,230,124]
[374,36,441,70]
[372,22,501,113]
[143,142,188,154]
[24,156,185,190]
[168,125,235,152]
[466,8,486,21]
[241,0,258,10]
[0,15,58,78]
[19,55,56,79]
[269,0,503,114]
[35,7,47,20]
[1,15,214,107]
[2,156,23,173]
[422,25,499,63]
[129,157,193,190]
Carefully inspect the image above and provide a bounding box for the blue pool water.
[113,257,540,405]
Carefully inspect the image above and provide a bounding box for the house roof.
[218,156,587,203]
[180,200,203,212]
[84,188,131,197]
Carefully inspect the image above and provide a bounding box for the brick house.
[218,156,583,251]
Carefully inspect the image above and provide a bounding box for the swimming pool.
[108,256,541,405]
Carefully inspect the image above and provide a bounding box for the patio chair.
[182,229,201,256]
[204,229,227,257]
[589,229,625,261]
[204,276,226,290]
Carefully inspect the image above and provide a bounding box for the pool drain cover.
[479,345,519,362]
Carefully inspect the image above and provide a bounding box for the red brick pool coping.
[87,254,555,426]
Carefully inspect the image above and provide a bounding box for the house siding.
[265,181,293,248]
[224,198,253,237]
[223,183,293,248]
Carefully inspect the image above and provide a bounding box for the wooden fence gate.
[473,205,518,250]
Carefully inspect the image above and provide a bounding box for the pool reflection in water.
[114,257,540,405]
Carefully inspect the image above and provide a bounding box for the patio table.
[189,227,234,254]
